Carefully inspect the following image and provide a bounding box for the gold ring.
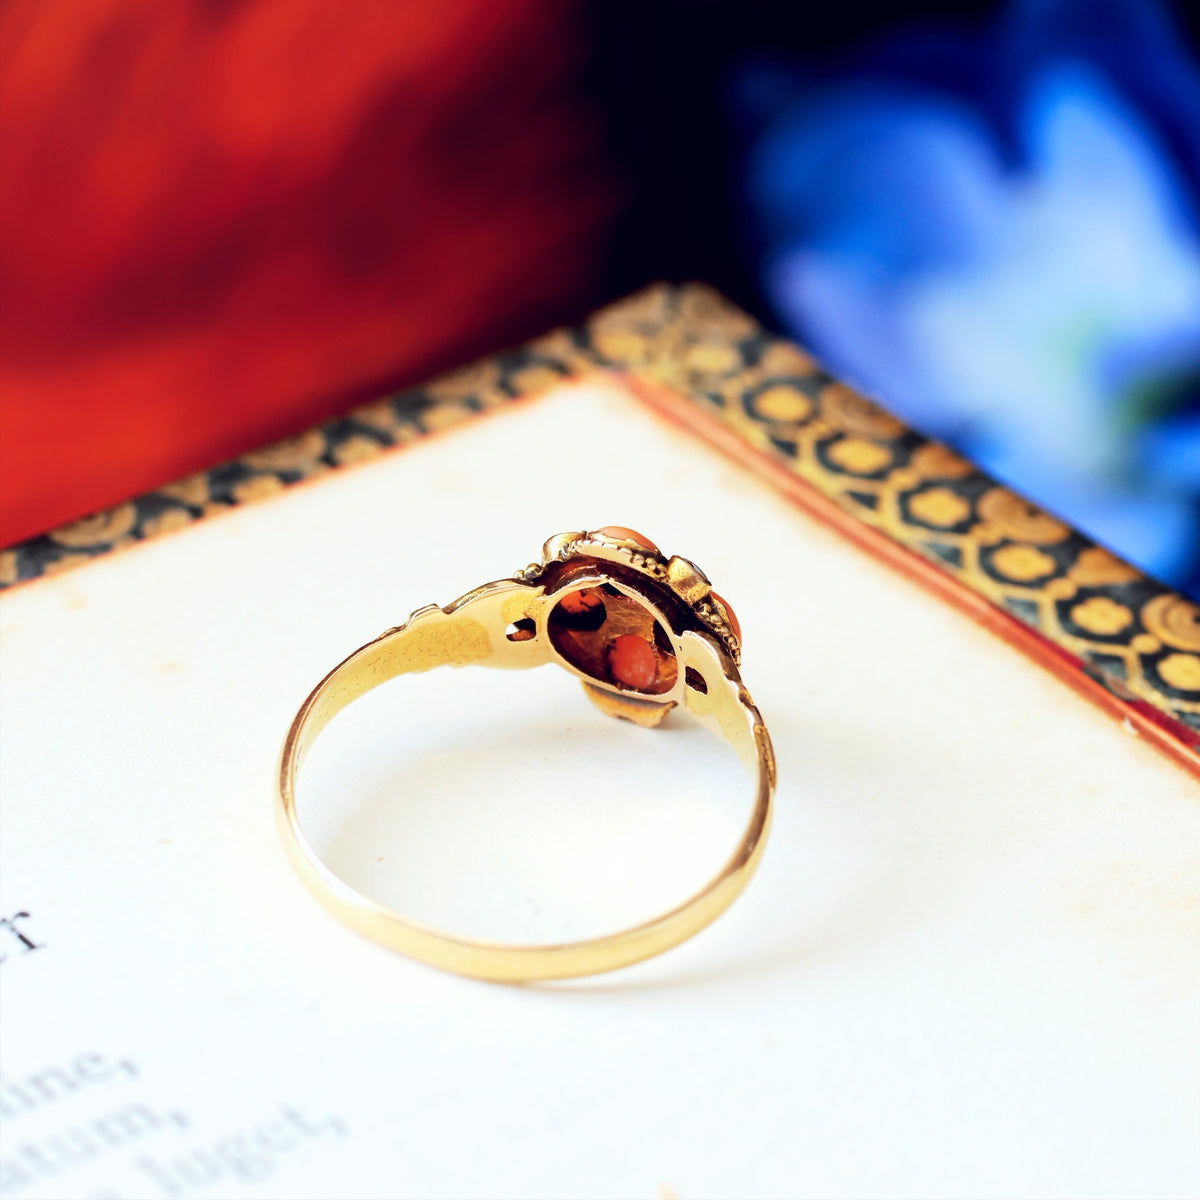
[276,527,775,982]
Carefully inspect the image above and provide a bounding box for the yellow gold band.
[276,530,775,982]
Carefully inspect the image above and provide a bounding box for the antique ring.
[276,526,775,982]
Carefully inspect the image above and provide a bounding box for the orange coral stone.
[607,634,657,690]
[594,525,659,552]
[559,587,604,616]
[710,590,742,641]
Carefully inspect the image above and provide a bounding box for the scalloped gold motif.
[1159,653,1200,693]
[909,487,972,528]
[677,285,759,340]
[232,475,285,504]
[1140,594,1200,652]
[1069,546,1144,586]
[1045,577,1079,600]
[992,544,1057,583]
[753,384,812,425]
[592,326,656,368]
[424,360,503,404]
[820,382,906,438]
[157,472,212,507]
[140,508,194,539]
[241,428,327,473]
[48,503,137,548]
[331,435,388,467]
[758,341,819,377]
[596,286,673,330]
[977,488,1070,544]
[507,364,568,397]
[828,437,893,475]
[683,339,742,376]
[351,397,406,435]
[44,551,95,576]
[909,443,975,480]
[1070,596,1134,636]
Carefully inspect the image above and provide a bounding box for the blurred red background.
[0,0,613,546]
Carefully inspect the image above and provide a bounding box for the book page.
[2,379,1197,1200]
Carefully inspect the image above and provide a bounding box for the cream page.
[1,379,1197,1200]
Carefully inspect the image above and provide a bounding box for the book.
[3,292,1197,1200]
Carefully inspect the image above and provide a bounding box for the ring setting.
[277,527,775,982]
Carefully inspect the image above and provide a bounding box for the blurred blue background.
[590,0,1200,597]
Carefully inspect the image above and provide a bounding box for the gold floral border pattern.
[2,284,1197,751]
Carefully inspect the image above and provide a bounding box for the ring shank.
[277,584,775,982]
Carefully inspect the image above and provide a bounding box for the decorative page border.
[3,284,1196,772]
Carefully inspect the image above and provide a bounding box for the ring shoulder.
[372,578,552,673]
